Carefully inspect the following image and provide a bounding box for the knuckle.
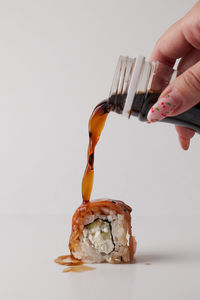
[183,15,200,49]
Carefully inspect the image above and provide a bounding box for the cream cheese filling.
[84,219,114,254]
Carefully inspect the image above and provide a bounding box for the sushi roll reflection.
[69,199,136,264]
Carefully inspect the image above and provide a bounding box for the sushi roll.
[69,199,136,264]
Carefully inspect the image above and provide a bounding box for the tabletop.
[1,214,200,300]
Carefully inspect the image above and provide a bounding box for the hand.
[147,1,200,150]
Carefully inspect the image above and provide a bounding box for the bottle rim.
[109,56,135,99]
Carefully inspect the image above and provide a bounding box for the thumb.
[147,60,200,122]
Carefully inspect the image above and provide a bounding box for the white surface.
[0,214,200,300]
[0,1,199,297]
[0,0,200,217]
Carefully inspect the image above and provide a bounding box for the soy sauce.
[81,89,200,204]
[108,92,200,132]
[82,101,110,203]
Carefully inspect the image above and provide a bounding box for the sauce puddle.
[55,255,95,273]
[54,255,83,266]
[63,265,95,273]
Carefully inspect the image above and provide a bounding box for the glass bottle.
[107,56,200,133]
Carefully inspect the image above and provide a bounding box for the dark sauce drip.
[88,154,94,169]
[108,93,127,114]
[82,101,110,203]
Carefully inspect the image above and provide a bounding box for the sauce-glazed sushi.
[69,199,136,264]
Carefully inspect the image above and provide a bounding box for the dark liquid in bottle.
[109,92,200,133]
[82,101,110,203]
[108,92,160,117]
[135,92,200,132]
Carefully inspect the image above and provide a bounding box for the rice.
[69,199,136,264]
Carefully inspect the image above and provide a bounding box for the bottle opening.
[108,55,177,119]
[108,56,151,118]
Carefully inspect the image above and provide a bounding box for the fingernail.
[147,92,181,123]
[179,136,190,151]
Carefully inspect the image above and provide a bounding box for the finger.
[178,136,190,151]
[147,60,200,122]
[150,2,200,66]
[175,125,195,140]
[150,19,191,67]
[178,48,200,73]
[175,125,195,150]
[173,49,199,150]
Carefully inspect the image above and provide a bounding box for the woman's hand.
[147,1,200,150]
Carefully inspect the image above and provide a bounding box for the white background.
[0,0,198,217]
[0,1,200,300]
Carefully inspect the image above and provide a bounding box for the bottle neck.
[107,56,200,132]
[108,56,177,118]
